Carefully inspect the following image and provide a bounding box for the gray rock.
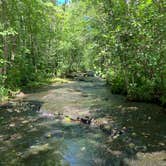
[86,71,95,77]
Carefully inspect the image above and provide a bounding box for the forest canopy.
[0,0,166,106]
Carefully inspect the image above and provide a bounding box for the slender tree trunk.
[1,0,8,77]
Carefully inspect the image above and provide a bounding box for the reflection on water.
[0,79,165,166]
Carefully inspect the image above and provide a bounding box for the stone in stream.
[22,143,51,159]
[15,92,25,98]
[86,71,95,77]
[39,111,55,119]
[77,76,86,81]
[97,120,127,137]
[79,116,93,125]
[100,124,112,135]
[1,135,11,141]
[135,145,147,152]
[66,72,81,79]
[128,143,135,149]
[9,123,16,128]
[7,109,13,113]
[81,93,89,97]
[45,130,64,139]
[52,112,63,117]
[60,115,94,125]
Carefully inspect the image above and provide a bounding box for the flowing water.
[0,77,165,166]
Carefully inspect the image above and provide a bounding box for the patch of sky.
[57,0,71,5]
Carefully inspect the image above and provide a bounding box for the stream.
[0,77,165,166]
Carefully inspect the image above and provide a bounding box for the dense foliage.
[91,0,166,105]
[0,0,166,106]
[0,0,63,99]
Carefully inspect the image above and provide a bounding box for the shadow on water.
[87,86,166,165]
[0,77,165,166]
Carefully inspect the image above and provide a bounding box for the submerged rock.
[135,145,147,152]
[81,93,89,97]
[45,130,64,139]
[39,111,55,119]
[128,143,135,149]
[22,143,51,158]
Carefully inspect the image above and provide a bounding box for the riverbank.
[106,71,166,108]
[0,77,70,105]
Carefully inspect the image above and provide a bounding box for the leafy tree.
[0,0,165,105]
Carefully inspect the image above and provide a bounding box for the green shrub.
[106,70,126,94]
[0,86,9,101]
[127,80,154,102]
[160,94,166,107]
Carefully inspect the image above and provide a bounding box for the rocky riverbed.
[0,76,165,166]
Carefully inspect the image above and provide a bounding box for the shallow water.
[0,78,166,166]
